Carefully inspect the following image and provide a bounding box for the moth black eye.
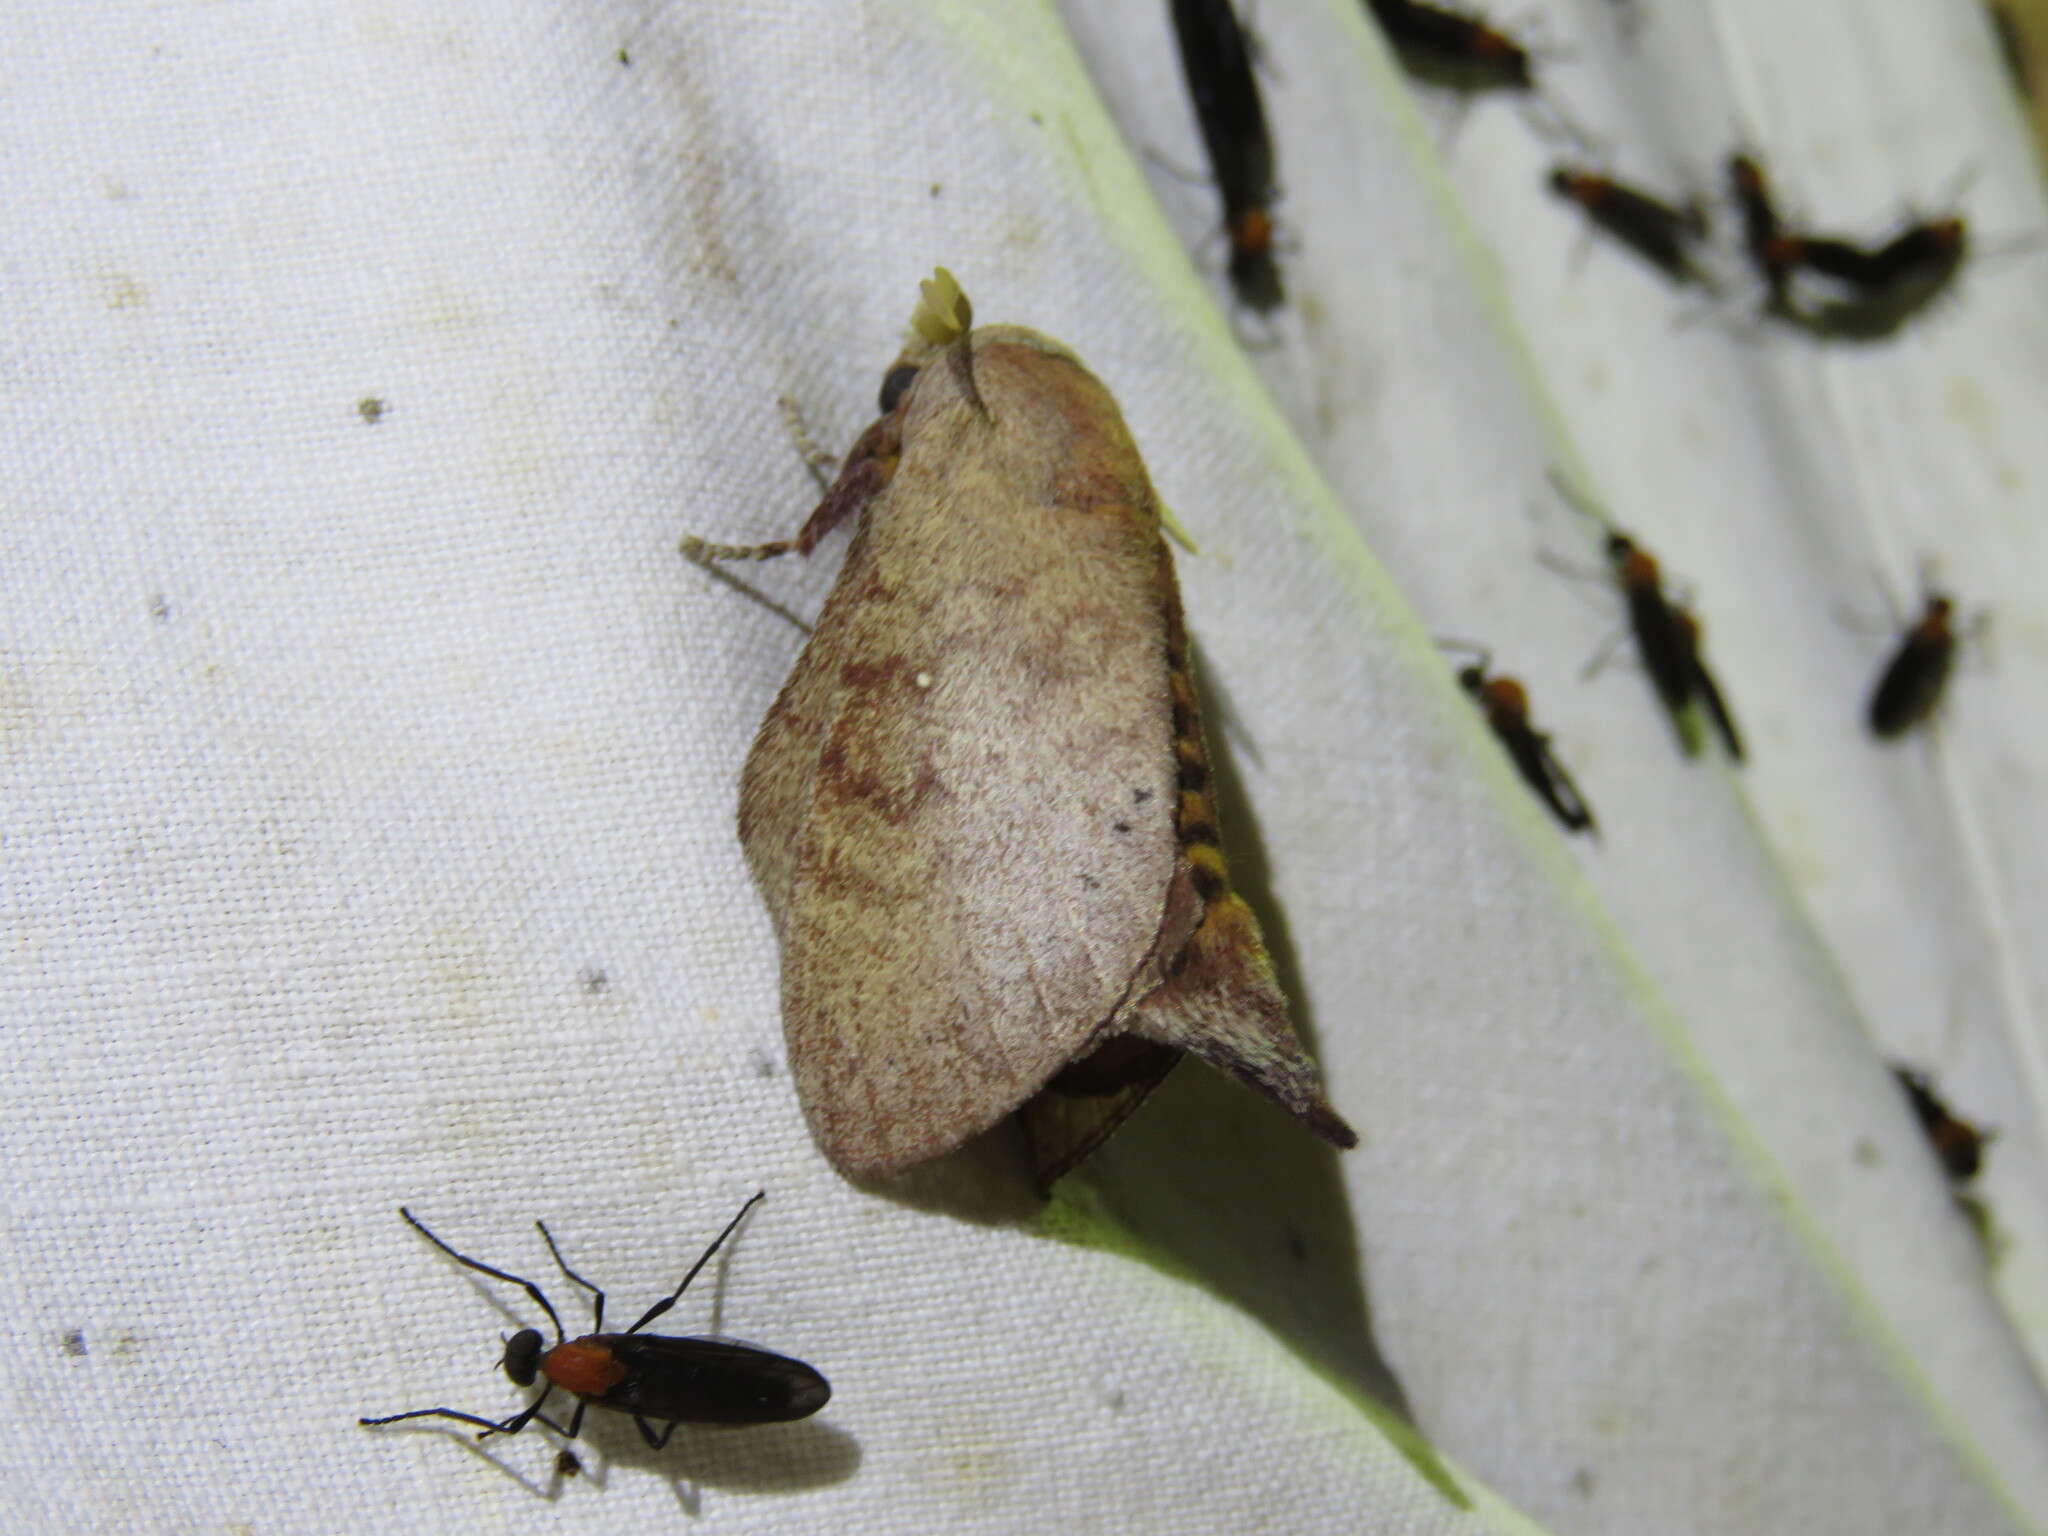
[879,364,920,414]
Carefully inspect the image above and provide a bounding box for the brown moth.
[685,270,1356,1184]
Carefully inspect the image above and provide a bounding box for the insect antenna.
[358,1209,583,1441]
[398,1207,566,1347]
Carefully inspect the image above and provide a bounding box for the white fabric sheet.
[2,2,2043,1532]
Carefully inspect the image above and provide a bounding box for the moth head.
[878,268,977,416]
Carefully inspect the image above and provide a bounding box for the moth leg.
[680,535,798,563]
[681,411,902,564]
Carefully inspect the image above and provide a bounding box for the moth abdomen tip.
[1310,1102,1360,1150]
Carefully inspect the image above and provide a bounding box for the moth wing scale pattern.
[736,317,1353,1179]
[743,337,1182,1177]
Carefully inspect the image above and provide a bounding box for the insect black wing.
[1170,0,1275,214]
[1509,731,1597,835]
[1625,586,1697,716]
[1369,0,1531,89]
[1890,1066,1986,1182]
[592,1335,830,1426]
[1865,224,1965,288]
[1590,181,1700,280]
[1689,653,1744,762]
[1796,236,1887,287]
[1370,0,1476,55]
[1868,632,1952,737]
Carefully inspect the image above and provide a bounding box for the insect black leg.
[397,1208,566,1346]
[535,1220,607,1334]
[626,1192,766,1335]
[359,1404,544,1438]
[638,1416,682,1451]
[477,1385,563,1441]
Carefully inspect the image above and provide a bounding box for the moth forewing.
[720,283,1352,1180]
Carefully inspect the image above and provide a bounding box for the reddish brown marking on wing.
[765,334,1186,1179]
[814,737,947,826]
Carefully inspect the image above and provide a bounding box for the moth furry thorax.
[689,270,1355,1185]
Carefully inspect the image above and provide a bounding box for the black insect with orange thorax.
[1671,604,1744,761]
[1867,590,1980,739]
[1367,0,1535,91]
[1799,218,1970,294]
[1545,475,1742,763]
[684,270,1356,1186]
[1727,152,1807,304]
[1892,1066,1995,1183]
[1725,152,1988,330]
[1447,644,1597,836]
[1547,165,1710,286]
[359,1194,828,1451]
[1171,0,1285,312]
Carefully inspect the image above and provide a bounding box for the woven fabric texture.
[1,2,2044,1532]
